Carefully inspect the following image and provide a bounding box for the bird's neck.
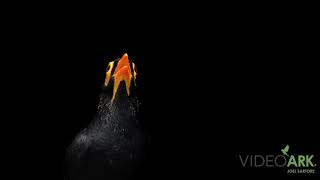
[91,86,138,131]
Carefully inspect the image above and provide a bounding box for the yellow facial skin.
[104,53,137,102]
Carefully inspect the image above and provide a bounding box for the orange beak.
[112,53,133,102]
[104,53,134,102]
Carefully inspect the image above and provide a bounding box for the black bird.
[65,53,144,180]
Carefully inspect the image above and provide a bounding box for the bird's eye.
[106,63,111,71]
[106,61,115,72]
[132,62,137,81]
[133,63,137,73]
[104,61,115,87]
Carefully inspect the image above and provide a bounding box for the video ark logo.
[239,144,317,174]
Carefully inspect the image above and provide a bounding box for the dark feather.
[65,84,144,180]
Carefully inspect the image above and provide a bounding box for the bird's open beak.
[104,53,136,102]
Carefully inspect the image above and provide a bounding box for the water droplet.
[130,153,133,160]
[109,159,113,165]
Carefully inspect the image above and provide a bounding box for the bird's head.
[103,53,138,102]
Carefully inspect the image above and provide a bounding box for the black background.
[3,3,319,179]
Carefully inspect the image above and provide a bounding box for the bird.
[281,144,289,157]
[65,53,144,180]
